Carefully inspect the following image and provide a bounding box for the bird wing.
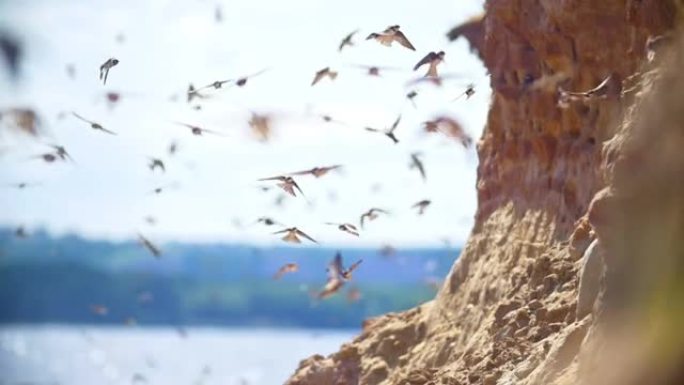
[311,69,328,86]
[289,168,314,176]
[393,30,416,50]
[365,127,382,133]
[295,228,318,244]
[72,112,93,125]
[346,259,363,274]
[413,52,436,71]
[329,253,344,280]
[290,179,306,197]
[339,29,359,51]
[389,115,401,132]
[97,126,117,135]
[258,175,286,182]
[359,213,368,229]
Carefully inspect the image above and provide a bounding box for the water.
[0,325,354,385]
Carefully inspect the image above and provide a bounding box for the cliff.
[287,1,683,384]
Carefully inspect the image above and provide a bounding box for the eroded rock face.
[286,2,677,385]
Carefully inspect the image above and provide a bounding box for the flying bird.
[4,182,39,189]
[318,253,362,299]
[273,227,318,244]
[138,233,161,258]
[413,51,445,77]
[409,152,426,181]
[338,29,359,51]
[233,68,269,87]
[31,152,58,163]
[311,67,338,86]
[174,122,224,136]
[187,83,208,103]
[50,145,74,162]
[72,112,117,135]
[325,222,359,237]
[366,25,415,51]
[359,208,389,229]
[406,90,418,107]
[560,74,622,100]
[273,263,299,280]
[289,165,342,178]
[365,115,401,144]
[99,58,119,85]
[423,116,472,148]
[412,199,432,215]
[255,216,281,226]
[14,226,27,238]
[453,83,476,100]
[258,175,305,197]
[148,158,165,172]
[350,64,402,77]
[194,78,232,93]
[249,113,272,142]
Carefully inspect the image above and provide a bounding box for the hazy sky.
[0,0,488,247]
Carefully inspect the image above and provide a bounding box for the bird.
[0,108,42,136]
[14,226,27,238]
[148,158,165,172]
[413,51,445,77]
[187,83,208,103]
[365,115,401,144]
[50,145,74,162]
[366,25,415,51]
[99,58,119,85]
[138,233,161,258]
[325,222,359,237]
[174,122,223,136]
[453,83,476,100]
[318,253,362,299]
[311,67,338,86]
[423,116,472,148]
[339,29,359,51]
[32,152,58,163]
[273,263,299,280]
[255,216,281,226]
[409,152,426,181]
[194,79,232,93]
[406,90,418,107]
[72,112,117,135]
[167,141,178,156]
[289,165,342,178]
[560,74,622,100]
[258,175,305,197]
[149,183,178,195]
[359,208,389,229]
[233,68,269,87]
[90,304,109,316]
[249,113,271,142]
[412,199,432,215]
[350,64,402,77]
[273,227,318,244]
[4,182,39,189]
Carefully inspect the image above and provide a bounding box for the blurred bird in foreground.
[360,208,390,229]
[0,108,42,137]
[249,113,272,142]
[317,252,362,299]
[422,116,472,148]
[414,51,445,78]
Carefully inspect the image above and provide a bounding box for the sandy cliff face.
[287,1,681,384]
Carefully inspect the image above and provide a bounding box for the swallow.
[414,51,445,77]
[359,208,389,229]
[4,182,40,189]
[90,304,109,316]
[406,90,418,107]
[14,226,27,238]
[32,152,58,163]
[366,25,415,51]
[453,83,476,100]
[560,74,622,100]
[255,216,281,226]
[234,68,269,87]
[168,141,178,155]
[351,64,402,77]
[409,152,426,181]
[318,252,362,299]
[195,79,232,93]
[149,183,177,195]
[148,157,165,172]
[99,58,119,85]
[365,115,401,144]
[326,222,360,237]
[50,144,74,162]
[412,199,432,215]
[273,227,318,244]
[339,29,359,51]
[174,122,224,136]
[249,113,271,142]
[187,83,208,103]
[138,233,161,258]
[289,165,342,178]
[273,263,299,280]
[258,175,305,197]
[423,116,472,148]
[312,67,338,86]
[72,112,117,135]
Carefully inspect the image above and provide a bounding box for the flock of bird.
[1,20,481,304]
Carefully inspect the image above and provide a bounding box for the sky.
[0,0,488,247]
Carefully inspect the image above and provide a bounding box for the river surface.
[0,325,354,385]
